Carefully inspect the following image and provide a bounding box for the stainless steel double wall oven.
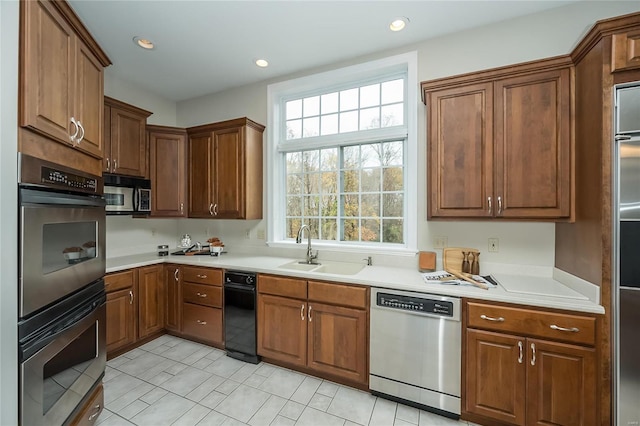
[18,154,107,426]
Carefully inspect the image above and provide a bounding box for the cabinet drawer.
[258,274,307,299]
[69,383,103,426]
[308,281,368,309]
[467,302,596,346]
[183,282,222,308]
[182,266,222,286]
[105,269,135,293]
[182,303,223,344]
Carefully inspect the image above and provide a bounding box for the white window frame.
[266,52,418,254]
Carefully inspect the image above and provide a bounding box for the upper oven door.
[20,188,106,318]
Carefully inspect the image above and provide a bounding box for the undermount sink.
[277,260,365,276]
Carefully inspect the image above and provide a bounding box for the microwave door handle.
[133,188,139,212]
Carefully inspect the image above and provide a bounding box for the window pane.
[286,119,302,139]
[287,196,302,216]
[361,144,382,167]
[304,195,320,216]
[381,79,403,104]
[342,194,359,217]
[361,168,381,192]
[381,103,403,127]
[286,218,302,239]
[321,172,338,194]
[287,174,303,194]
[340,88,358,111]
[304,173,320,194]
[320,148,338,171]
[321,218,337,240]
[342,219,359,241]
[303,96,320,117]
[383,193,403,217]
[360,84,380,108]
[320,114,338,136]
[382,219,403,243]
[339,111,358,133]
[343,170,359,193]
[359,107,380,130]
[383,141,403,166]
[286,99,302,119]
[383,167,403,191]
[321,92,339,114]
[321,195,338,216]
[286,152,302,174]
[305,218,320,239]
[303,151,319,172]
[361,194,380,217]
[362,219,380,242]
[302,117,319,138]
[343,146,359,169]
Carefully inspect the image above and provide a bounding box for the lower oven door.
[20,297,106,426]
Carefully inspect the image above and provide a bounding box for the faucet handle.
[310,250,318,260]
[363,256,372,266]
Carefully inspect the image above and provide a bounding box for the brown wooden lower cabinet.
[69,383,104,426]
[180,266,224,346]
[138,265,165,339]
[465,315,597,425]
[257,274,369,386]
[105,270,136,355]
[181,302,223,344]
[165,264,182,332]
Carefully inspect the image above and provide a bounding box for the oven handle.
[224,282,256,293]
[20,188,105,208]
[20,297,105,361]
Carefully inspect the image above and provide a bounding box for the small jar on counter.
[157,244,169,256]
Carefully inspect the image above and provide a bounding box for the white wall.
[104,70,178,126]
[106,216,179,256]
[0,1,19,423]
[171,1,640,271]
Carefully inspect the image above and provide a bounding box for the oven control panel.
[42,166,98,192]
[376,292,453,317]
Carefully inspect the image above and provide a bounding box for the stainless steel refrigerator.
[615,82,640,426]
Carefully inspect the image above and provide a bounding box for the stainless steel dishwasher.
[369,287,461,417]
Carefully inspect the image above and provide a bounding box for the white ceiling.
[69,1,578,102]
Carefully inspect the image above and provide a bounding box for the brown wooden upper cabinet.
[103,97,152,177]
[422,56,573,220]
[148,126,188,217]
[612,29,640,72]
[19,0,111,173]
[187,118,265,219]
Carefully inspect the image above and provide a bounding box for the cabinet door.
[213,126,245,218]
[106,288,136,354]
[20,0,76,146]
[150,130,187,217]
[465,329,526,425]
[307,302,368,384]
[526,339,596,426]
[138,265,165,339]
[165,265,181,333]
[110,107,147,177]
[103,104,111,172]
[494,69,571,218]
[257,294,307,367]
[74,40,103,159]
[612,30,640,72]
[188,133,214,217]
[426,83,494,218]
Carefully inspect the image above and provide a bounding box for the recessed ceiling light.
[389,17,409,32]
[255,59,269,68]
[133,36,155,50]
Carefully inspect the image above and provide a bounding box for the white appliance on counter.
[615,82,640,426]
[369,288,461,417]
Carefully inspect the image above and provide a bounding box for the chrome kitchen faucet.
[296,224,319,264]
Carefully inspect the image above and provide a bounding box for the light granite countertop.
[106,252,604,314]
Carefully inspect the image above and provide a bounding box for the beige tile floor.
[97,335,475,426]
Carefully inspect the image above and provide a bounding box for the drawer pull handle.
[517,341,523,364]
[88,404,101,421]
[196,319,207,325]
[550,324,579,333]
[197,274,207,279]
[196,292,207,298]
[480,314,504,322]
[530,342,536,366]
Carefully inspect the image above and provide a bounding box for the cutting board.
[443,247,479,272]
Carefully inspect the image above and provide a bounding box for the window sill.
[266,240,418,257]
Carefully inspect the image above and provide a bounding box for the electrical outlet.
[257,228,266,240]
[434,236,448,249]
[488,238,499,252]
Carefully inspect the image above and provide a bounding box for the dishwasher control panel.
[376,292,453,316]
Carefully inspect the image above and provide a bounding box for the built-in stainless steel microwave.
[103,174,151,214]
